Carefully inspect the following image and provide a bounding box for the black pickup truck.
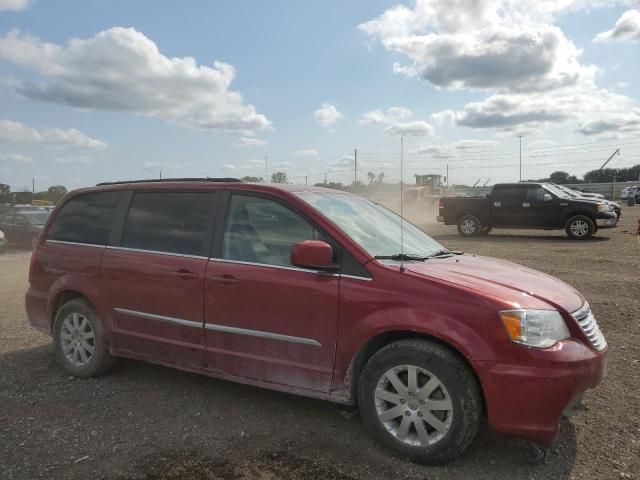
[438,182,618,239]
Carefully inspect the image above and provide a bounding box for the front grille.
[572,303,607,351]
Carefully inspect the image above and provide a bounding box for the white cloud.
[359,0,598,93]
[415,138,498,157]
[0,0,29,11]
[0,28,271,134]
[439,84,640,137]
[0,153,32,162]
[360,106,412,125]
[235,137,267,147]
[221,163,237,171]
[56,156,93,164]
[0,119,107,149]
[385,120,434,136]
[595,9,640,42]
[576,109,640,136]
[292,149,319,157]
[360,106,433,136]
[314,103,343,127]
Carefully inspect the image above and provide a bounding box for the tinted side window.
[48,191,122,245]
[223,194,327,267]
[493,185,524,205]
[526,185,545,202]
[122,192,214,256]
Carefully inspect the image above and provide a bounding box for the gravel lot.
[1,210,639,479]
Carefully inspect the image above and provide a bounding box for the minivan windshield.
[297,191,446,259]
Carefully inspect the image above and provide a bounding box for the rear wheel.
[53,298,116,377]
[565,215,595,240]
[456,215,482,237]
[358,339,482,465]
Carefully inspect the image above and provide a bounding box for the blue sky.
[0,0,639,191]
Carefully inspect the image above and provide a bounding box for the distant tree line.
[0,183,68,204]
[534,164,640,184]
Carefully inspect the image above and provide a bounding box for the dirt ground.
[1,210,639,480]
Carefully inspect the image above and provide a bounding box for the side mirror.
[543,193,552,202]
[291,240,335,270]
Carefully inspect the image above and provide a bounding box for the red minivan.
[25,178,607,464]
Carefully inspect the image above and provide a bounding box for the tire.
[565,215,595,240]
[358,339,482,465]
[456,215,482,237]
[52,298,116,378]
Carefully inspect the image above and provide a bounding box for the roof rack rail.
[96,177,243,186]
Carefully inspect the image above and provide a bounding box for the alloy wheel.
[60,312,95,366]
[375,365,453,447]
[570,220,589,237]
[460,220,476,235]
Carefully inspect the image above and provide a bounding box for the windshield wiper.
[374,254,429,261]
[427,249,464,258]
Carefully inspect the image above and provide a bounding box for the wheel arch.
[563,210,596,226]
[347,330,486,412]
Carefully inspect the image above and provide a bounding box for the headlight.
[499,310,570,348]
[597,203,611,212]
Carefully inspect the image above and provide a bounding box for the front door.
[101,190,218,368]
[525,185,559,228]
[204,192,339,392]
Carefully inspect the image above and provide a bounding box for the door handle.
[522,202,530,208]
[209,273,238,286]
[173,269,199,280]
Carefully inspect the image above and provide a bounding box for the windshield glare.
[297,191,445,258]
[543,184,571,199]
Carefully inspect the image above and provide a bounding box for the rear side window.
[493,185,524,205]
[121,192,214,256]
[48,191,122,245]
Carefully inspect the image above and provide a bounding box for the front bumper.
[477,339,606,446]
[596,217,617,228]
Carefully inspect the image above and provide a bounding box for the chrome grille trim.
[571,303,607,351]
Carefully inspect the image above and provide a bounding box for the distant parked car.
[0,229,7,252]
[570,189,604,200]
[0,211,50,248]
[554,185,621,220]
[620,185,640,201]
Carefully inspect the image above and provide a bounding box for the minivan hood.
[399,255,584,313]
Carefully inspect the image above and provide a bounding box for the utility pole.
[265,155,268,183]
[446,164,449,186]
[324,172,327,184]
[159,169,162,179]
[354,148,358,185]
[305,175,308,185]
[518,135,524,182]
[32,177,35,194]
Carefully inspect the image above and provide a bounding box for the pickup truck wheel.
[358,339,482,465]
[565,215,595,240]
[53,298,116,378]
[457,215,482,237]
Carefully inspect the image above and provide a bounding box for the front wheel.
[456,215,482,237]
[358,339,482,465]
[565,215,595,240]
